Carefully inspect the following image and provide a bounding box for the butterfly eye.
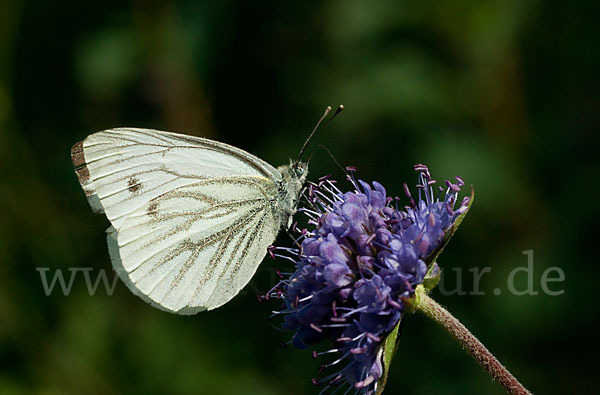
[293,162,305,177]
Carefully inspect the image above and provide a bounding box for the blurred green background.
[1,1,597,394]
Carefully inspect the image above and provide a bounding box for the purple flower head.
[265,165,469,394]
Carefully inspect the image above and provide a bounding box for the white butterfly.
[71,127,308,315]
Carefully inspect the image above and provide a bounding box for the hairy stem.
[415,286,532,395]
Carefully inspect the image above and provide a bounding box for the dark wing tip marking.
[75,166,91,187]
[71,140,100,213]
[71,141,85,167]
[71,140,92,186]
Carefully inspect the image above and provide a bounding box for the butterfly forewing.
[72,128,281,228]
[72,128,285,314]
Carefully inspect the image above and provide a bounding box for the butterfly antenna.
[297,104,344,162]
[316,144,348,176]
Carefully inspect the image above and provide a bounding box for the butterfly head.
[279,159,308,187]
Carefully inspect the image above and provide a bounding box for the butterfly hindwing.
[108,177,279,314]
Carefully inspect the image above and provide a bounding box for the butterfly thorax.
[276,160,308,229]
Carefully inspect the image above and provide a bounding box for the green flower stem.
[415,286,532,395]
